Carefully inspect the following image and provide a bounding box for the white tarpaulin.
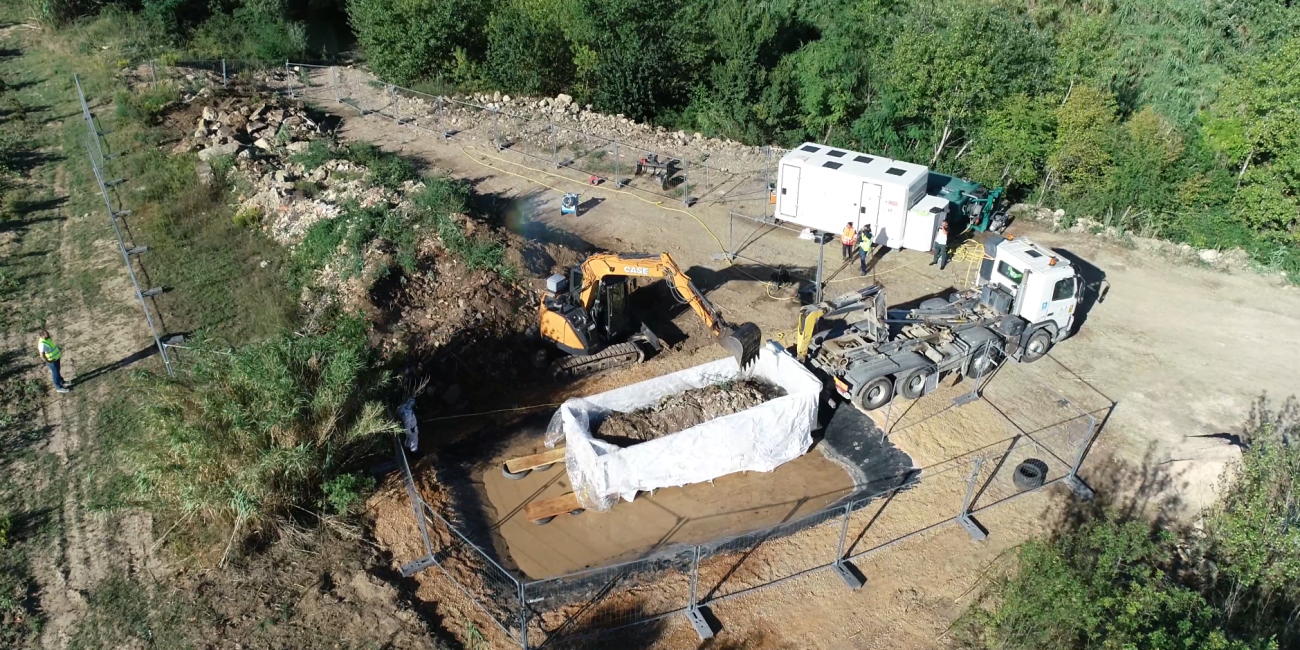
[545,342,822,511]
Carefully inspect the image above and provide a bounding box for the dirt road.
[297,76,1300,648]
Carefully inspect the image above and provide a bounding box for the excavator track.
[549,342,646,379]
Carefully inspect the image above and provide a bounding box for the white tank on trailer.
[775,143,931,251]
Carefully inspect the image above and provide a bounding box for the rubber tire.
[895,368,931,401]
[502,464,531,480]
[855,376,894,411]
[1013,459,1049,491]
[535,463,555,472]
[919,298,949,311]
[1022,329,1054,363]
[532,516,556,525]
[569,508,586,516]
[965,346,998,380]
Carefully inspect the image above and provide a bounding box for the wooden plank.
[523,492,583,522]
[504,446,567,474]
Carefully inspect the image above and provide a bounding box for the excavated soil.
[593,379,785,445]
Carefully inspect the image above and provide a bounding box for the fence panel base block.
[833,560,866,590]
[400,555,437,577]
[957,514,988,541]
[1065,474,1095,501]
[685,606,715,640]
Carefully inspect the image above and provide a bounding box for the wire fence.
[73,75,175,375]
[112,60,1108,646]
[393,343,1108,649]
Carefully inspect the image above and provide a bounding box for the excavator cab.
[538,252,762,378]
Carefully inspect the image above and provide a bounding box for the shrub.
[114,86,180,126]
[189,8,308,61]
[321,473,375,514]
[289,139,333,171]
[341,143,416,190]
[347,0,490,85]
[232,204,262,228]
[101,314,397,545]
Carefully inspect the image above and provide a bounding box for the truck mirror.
[1097,279,1110,304]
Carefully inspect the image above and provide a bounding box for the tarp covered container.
[775,143,927,243]
[545,343,822,511]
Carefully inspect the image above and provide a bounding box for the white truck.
[795,235,1099,410]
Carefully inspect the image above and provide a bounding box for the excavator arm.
[573,252,762,367]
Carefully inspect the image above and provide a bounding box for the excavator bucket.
[721,322,763,368]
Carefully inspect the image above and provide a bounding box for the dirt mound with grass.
[594,380,784,445]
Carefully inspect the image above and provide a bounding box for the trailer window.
[822,161,842,169]
[854,155,874,164]
[996,261,1024,286]
[800,145,820,153]
[1052,278,1076,301]
[885,167,906,176]
[827,150,847,158]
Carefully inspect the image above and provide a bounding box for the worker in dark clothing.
[931,222,951,270]
[857,224,874,275]
[38,329,69,393]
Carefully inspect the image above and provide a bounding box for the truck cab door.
[1044,276,1078,337]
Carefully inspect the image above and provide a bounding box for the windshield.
[996,261,1025,286]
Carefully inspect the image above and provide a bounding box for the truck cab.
[979,235,1081,358]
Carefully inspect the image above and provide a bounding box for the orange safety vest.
[841,226,856,245]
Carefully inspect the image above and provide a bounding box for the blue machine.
[560,193,580,216]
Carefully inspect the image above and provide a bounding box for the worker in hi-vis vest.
[840,222,856,260]
[38,329,69,393]
[857,224,874,275]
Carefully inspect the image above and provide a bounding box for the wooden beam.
[503,446,567,474]
[523,492,584,523]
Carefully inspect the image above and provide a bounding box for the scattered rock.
[286,141,310,153]
[197,142,241,161]
[254,138,273,151]
[1198,249,1220,263]
[554,93,572,107]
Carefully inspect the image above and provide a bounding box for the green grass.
[93,313,396,551]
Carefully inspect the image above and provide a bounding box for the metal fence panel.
[522,546,696,646]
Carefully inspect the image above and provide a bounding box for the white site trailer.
[776,143,948,252]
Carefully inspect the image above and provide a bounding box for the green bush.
[289,139,333,171]
[959,395,1299,650]
[321,473,374,514]
[291,176,514,287]
[346,0,489,85]
[189,8,308,61]
[485,2,574,96]
[114,86,180,126]
[341,143,416,190]
[100,314,397,544]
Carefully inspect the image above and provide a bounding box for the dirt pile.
[595,380,784,445]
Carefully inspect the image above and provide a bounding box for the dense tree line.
[29,0,1300,277]
[344,0,1300,276]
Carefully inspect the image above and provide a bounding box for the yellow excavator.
[538,252,762,377]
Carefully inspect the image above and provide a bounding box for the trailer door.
[859,182,882,232]
[779,164,801,218]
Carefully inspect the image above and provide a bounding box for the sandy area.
[483,435,855,579]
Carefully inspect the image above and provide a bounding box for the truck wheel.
[895,368,931,400]
[854,377,894,411]
[1013,459,1049,491]
[1023,329,1053,362]
[965,347,998,379]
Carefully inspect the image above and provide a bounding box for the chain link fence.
[393,341,1108,649]
[114,60,1109,646]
